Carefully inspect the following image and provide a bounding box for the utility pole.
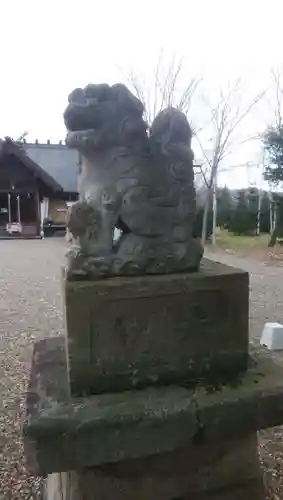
[256,189,262,236]
[212,170,217,245]
[256,150,265,236]
[269,194,274,233]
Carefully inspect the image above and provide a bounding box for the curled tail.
[149,107,194,167]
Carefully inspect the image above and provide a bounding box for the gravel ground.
[205,247,283,342]
[0,239,65,499]
[206,247,283,499]
[0,240,282,498]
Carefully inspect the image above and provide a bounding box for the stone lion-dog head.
[63,83,148,153]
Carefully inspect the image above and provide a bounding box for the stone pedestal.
[64,259,249,396]
[44,435,264,500]
[24,337,283,499]
[23,261,283,499]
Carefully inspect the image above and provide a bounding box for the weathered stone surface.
[63,83,203,279]
[66,259,249,394]
[43,434,265,500]
[64,259,249,395]
[24,337,283,475]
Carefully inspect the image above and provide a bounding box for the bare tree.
[194,79,266,245]
[270,66,283,129]
[267,66,283,247]
[124,52,200,124]
[124,61,265,247]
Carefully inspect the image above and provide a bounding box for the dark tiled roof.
[0,138,62,192]
[25,142,79,193]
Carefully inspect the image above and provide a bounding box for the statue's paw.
[66,248,113,280]
[112,258,145,276]
[67,201,101,241]
[84,255,113,278]
[113,233,203,276]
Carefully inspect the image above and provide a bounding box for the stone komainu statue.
[64,83,203,278]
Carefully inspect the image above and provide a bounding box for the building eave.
[0,137,63,193]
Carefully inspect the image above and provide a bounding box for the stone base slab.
[24,337,283,476]
[43,434,265,499]
[63,259,249,396]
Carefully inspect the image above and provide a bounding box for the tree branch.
[124,52,199,124]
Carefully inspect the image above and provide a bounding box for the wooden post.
[17,194,21,224]
[35,189,42,237]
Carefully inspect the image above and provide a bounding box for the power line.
[219,163,255,173]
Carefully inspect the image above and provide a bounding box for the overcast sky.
[1,0,283,188]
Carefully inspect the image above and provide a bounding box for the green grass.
[214,230,270,251]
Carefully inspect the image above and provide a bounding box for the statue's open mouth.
[64,102,102,132]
